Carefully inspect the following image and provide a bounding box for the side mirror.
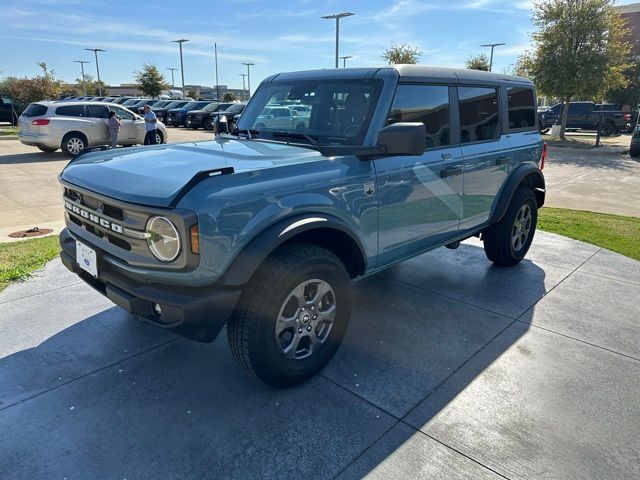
[377,122,426,156]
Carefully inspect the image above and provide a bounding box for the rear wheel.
[227,243,351,387]
[37,146,57,153]
[630,146,640,158]
[483,187,538,266]
[61,133,86,157]
[155,131,164,144]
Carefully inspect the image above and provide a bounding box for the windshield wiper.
[231,128,260,139]
[271,131,319,146]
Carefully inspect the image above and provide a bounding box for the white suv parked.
[18,101,168,156]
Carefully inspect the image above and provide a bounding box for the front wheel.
[227,243,351,387]
[483,187,538,266]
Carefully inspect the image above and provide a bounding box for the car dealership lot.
[0,129,213,240]
[1,231,638,479]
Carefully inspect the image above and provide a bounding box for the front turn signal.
[190,224,200,254]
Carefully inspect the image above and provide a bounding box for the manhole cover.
[8,227,53,238]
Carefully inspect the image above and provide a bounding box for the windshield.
[200,102,220,112]
[237,79,382,145]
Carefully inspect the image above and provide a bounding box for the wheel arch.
[61,130,88,149]
[490,164,545,224]
[220,214,367,287]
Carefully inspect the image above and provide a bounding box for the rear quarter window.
[55,105,85,117]
[507,87,537,130]
[22,103,48,117]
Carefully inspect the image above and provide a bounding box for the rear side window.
[507,87,536,130]
[388,84,450,148]
[568,103,591,115]
[22,104,48,117]
[86,105,109,118]
[458,87,500,143]
[55,105,84,117]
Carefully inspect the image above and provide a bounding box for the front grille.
[64,187,124,220]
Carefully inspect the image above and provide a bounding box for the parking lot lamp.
[239,73,247,99]
[480,43,506,72]
[172,39,189,95]
[322,12,354,68]
[84,48,105,96]
[74,60,90,96]
[166,68,178,88]
[242,62,254,98]
[214,43,220,101]
[339,55,353,68]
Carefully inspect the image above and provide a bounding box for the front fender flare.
[220,213,367,287]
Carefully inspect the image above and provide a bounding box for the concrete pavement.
[1,231,639,479]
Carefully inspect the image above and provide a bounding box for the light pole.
[74,60,90,96]
[339,55,353,68]
[239,74,247,99]
[321,12,354,68]
[84,48,105,96]
[480,43,506,72]
[214,43,220,101]
[166,68,178,88]
[242,62,254,98]
[172,39,189,95]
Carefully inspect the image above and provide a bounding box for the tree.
[75,73,107,96]
[381,43,422,65]
[135,64,168,98]
[187,88,199,100]
[517,0,631,140]
[222,92,238,102]
[465,54,490,71]
[0,62,64,109]
[604,61,640,108]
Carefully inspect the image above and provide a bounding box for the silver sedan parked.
[18,101,168,156]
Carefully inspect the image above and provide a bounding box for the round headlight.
[146,216,180,262]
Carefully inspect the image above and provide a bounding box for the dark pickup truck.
[538,101,638,136]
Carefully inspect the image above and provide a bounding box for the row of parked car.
[538,101,638,136]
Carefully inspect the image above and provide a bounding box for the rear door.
[457,86,510,230]
[375,83,463,265]
[84,104,110,145]
[567,103,590,128]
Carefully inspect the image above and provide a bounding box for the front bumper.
[60,228,241,342]
[186,116,207,128]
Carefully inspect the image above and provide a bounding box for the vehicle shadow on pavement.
[0,151,69,165]
[0,242,559,479]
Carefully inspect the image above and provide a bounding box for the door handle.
[495,156,511,166]
[440,166,463,178]
[441,153,452,160]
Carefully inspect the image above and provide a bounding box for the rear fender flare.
[491,164,545,224]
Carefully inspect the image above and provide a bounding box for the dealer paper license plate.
[76,241,98,277]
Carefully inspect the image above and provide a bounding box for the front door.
[114,107,144,144]
[457,86,510,230]
[375,84,463,267]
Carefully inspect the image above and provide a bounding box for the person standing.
[107,110,121,149]
[143,104,158,145]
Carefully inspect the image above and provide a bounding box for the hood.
[167,108,187,113]
[188,109,209,115]
[60,139,323,207]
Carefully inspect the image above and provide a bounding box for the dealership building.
[618,3,640,56]
[106,84,249,100]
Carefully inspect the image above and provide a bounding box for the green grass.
[0,126,18,136]
[538,207,640,261]
[0,235,61,291]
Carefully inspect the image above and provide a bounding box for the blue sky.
[2,0,637,90]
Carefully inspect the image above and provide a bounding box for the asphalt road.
[1,231,639,479]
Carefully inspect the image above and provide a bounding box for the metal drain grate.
[8,227,54,238]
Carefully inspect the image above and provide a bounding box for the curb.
[0,135,18,141]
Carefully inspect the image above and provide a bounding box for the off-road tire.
[601,121,616,137]
[483,187,538,266]
[227,243,351,388]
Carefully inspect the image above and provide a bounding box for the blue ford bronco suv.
[59,66,546,387]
